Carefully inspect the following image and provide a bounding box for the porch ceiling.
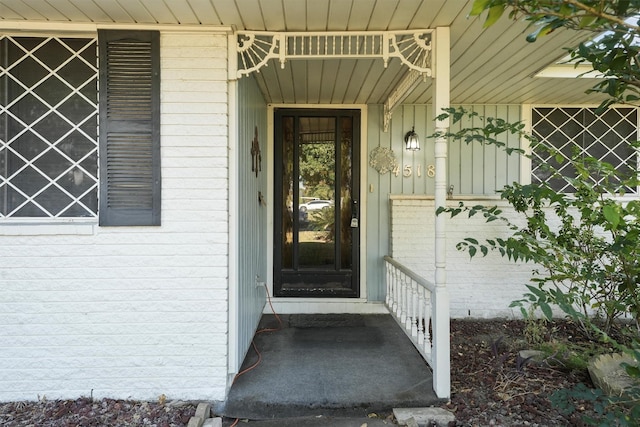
[1,0,602,105]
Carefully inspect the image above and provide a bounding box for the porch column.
[432,26,451,399]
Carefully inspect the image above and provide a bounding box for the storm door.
[274,109,360,297]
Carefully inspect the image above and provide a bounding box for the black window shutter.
[99,30,161,226]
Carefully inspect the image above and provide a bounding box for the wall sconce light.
[404,126,420,151]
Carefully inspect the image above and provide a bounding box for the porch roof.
[1,0,601,105]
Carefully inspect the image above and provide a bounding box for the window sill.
[0,220,97,236]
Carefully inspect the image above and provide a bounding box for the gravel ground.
[0,319,613,426]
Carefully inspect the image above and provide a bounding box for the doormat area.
[288,314,366,328]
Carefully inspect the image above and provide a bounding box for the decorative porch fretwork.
[383,69,425,132]
[236,30,433,78]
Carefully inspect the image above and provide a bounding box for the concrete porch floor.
[216,313,441,421]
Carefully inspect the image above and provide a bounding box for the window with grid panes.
[1,31,160,225]
[531,107,638,194]
[0,36,98,218]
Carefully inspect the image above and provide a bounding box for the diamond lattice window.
[0,36,98,218]
[532,107,638,194]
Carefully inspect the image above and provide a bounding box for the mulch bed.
[0,398,197,427]
[0,319,617,426]
[443,318,601,426]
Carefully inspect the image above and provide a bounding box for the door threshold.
[264,299,388,314]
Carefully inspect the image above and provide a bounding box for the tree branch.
[510,0,640,32]
[563,0,640,31]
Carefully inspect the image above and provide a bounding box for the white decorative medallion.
[369,147,398,175]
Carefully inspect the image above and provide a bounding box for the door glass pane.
[298,117,336,269]
[281,116,294,269]
[339,117,353,269]
[275,109,359,298]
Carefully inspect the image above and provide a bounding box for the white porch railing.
[384,255,451,399]
[384,255,434,364]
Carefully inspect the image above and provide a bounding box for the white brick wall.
[390,197,534,319]
[0,32,230,402]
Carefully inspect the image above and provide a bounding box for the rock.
[519,350,546,364]
[166,400,190,407]
[588,352,639,397]
[403,417,419,427]
[203,417,222,427]
[187,416,204,427]
[394,407,455,427]
[195,402,211,419]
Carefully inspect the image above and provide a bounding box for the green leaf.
[484,4,505,28]
[558,4,572,16]
[469,0,492,16]
[526,285,546,299]
[602,205,620,229]
[616,0,631,16]
[468,246,477,258]
[554,153,565,164]
[526,25,554,43]
[540,302,553,320]
[579,15,597,28]
[625,365,640,377]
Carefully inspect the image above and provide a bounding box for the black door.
[274,109,360,297]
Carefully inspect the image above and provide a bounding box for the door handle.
[350,200,359,228]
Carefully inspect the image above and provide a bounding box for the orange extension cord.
[228,284,283,427]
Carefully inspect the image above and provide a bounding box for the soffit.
[0,0,601,105]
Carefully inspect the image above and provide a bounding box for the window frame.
[0,30,161,227]
[0,35,99,220]
[522,104,640,198]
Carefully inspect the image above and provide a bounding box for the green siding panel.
[236,76,268,369]
[364,104,521,301]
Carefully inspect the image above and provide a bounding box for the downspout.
[432,26,451,399]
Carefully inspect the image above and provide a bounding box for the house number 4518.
[396,164,435,177]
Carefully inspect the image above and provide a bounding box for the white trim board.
[0,20,233,34]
